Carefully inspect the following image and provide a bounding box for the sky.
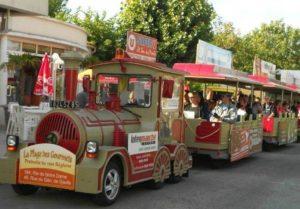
[67,0,300,34]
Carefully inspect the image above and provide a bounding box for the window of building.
[52,47,65,55]
[7,40,21,52]
[22,43,36,53]
[38,45,51,54]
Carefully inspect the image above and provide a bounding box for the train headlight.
[86,141,98,158]
[6,135,19,151]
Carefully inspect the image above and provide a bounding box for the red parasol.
[33,54,53,97]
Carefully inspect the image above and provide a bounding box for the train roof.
[173,63,262,86]
[89,58,186,76]
[248,75,298,93]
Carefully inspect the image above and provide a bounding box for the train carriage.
[173,63,264,164]
[0,57,191,206]
[248,75,298,149]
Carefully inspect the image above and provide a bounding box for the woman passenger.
[237,96,247,121]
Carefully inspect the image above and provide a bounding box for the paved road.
[0,130,300,209]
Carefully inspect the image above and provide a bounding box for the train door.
[159,76,184,142]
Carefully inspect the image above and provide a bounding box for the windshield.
[96,74,152,108]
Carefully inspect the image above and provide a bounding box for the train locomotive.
[0,58,191,206]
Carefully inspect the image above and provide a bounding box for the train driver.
[76,82,89,108]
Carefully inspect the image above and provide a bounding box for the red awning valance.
[173,63,225,79]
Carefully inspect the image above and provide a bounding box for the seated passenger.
[184,92,201,118]
[237,96,247,121]
[210,94,237,123]
[263,96,275,118]
[252,97,263,120]
[282,101,290,114]
[296,101,300,118]
[184,91,191,108]
[274,100,283,117]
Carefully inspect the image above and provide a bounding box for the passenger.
[291,102,297,114]
[246,95,253,117]
[208,99,217,119]
[184,92,201,118]
[252,97,263,120]
[184,91,191,108]
[296,101,300,118]
[199,95,210,120]
[237,96,248,121]
[210,94,237,123]
[263,96,275,118]
[282,101,290,114]
[274,100,284,117]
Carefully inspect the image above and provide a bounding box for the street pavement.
[0,129,300,209]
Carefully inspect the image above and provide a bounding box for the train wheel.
[93,162,121,206]
[148,149,171,189]
[168,145,189,184]
[12,184,39,195]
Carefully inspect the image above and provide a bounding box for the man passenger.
[210,94,237,123]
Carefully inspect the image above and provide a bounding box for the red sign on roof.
[126,31,158,62]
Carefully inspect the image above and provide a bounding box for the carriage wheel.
[169,145,189,183]
[148,149,171,189]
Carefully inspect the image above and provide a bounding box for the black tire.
[147,180,164,190]
[12,184,39,195]
[93,161,121,206]
[183,170,189,178]
[166,162,182,184]
[167,175,182,184]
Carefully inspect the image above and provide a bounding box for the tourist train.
[0,36,299,206]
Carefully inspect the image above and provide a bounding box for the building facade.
[0,0,89,106]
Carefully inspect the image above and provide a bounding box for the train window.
[97,74,152,108]
[97,75,120,104]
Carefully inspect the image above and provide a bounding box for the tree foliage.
[69,9,118,61]
[213,20,300,72]
[119,0,215,66]
[49,2,299,71]
[48,0,70,19]
[244,20,300,70]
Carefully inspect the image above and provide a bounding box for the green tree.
[213,20,300,72]
[244,20,300,70]
[70,9,118,61]
[49,0,70,19]
[119,0,215,66]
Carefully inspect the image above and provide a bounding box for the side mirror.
[83,75,91,92]
[162,80,174,98]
